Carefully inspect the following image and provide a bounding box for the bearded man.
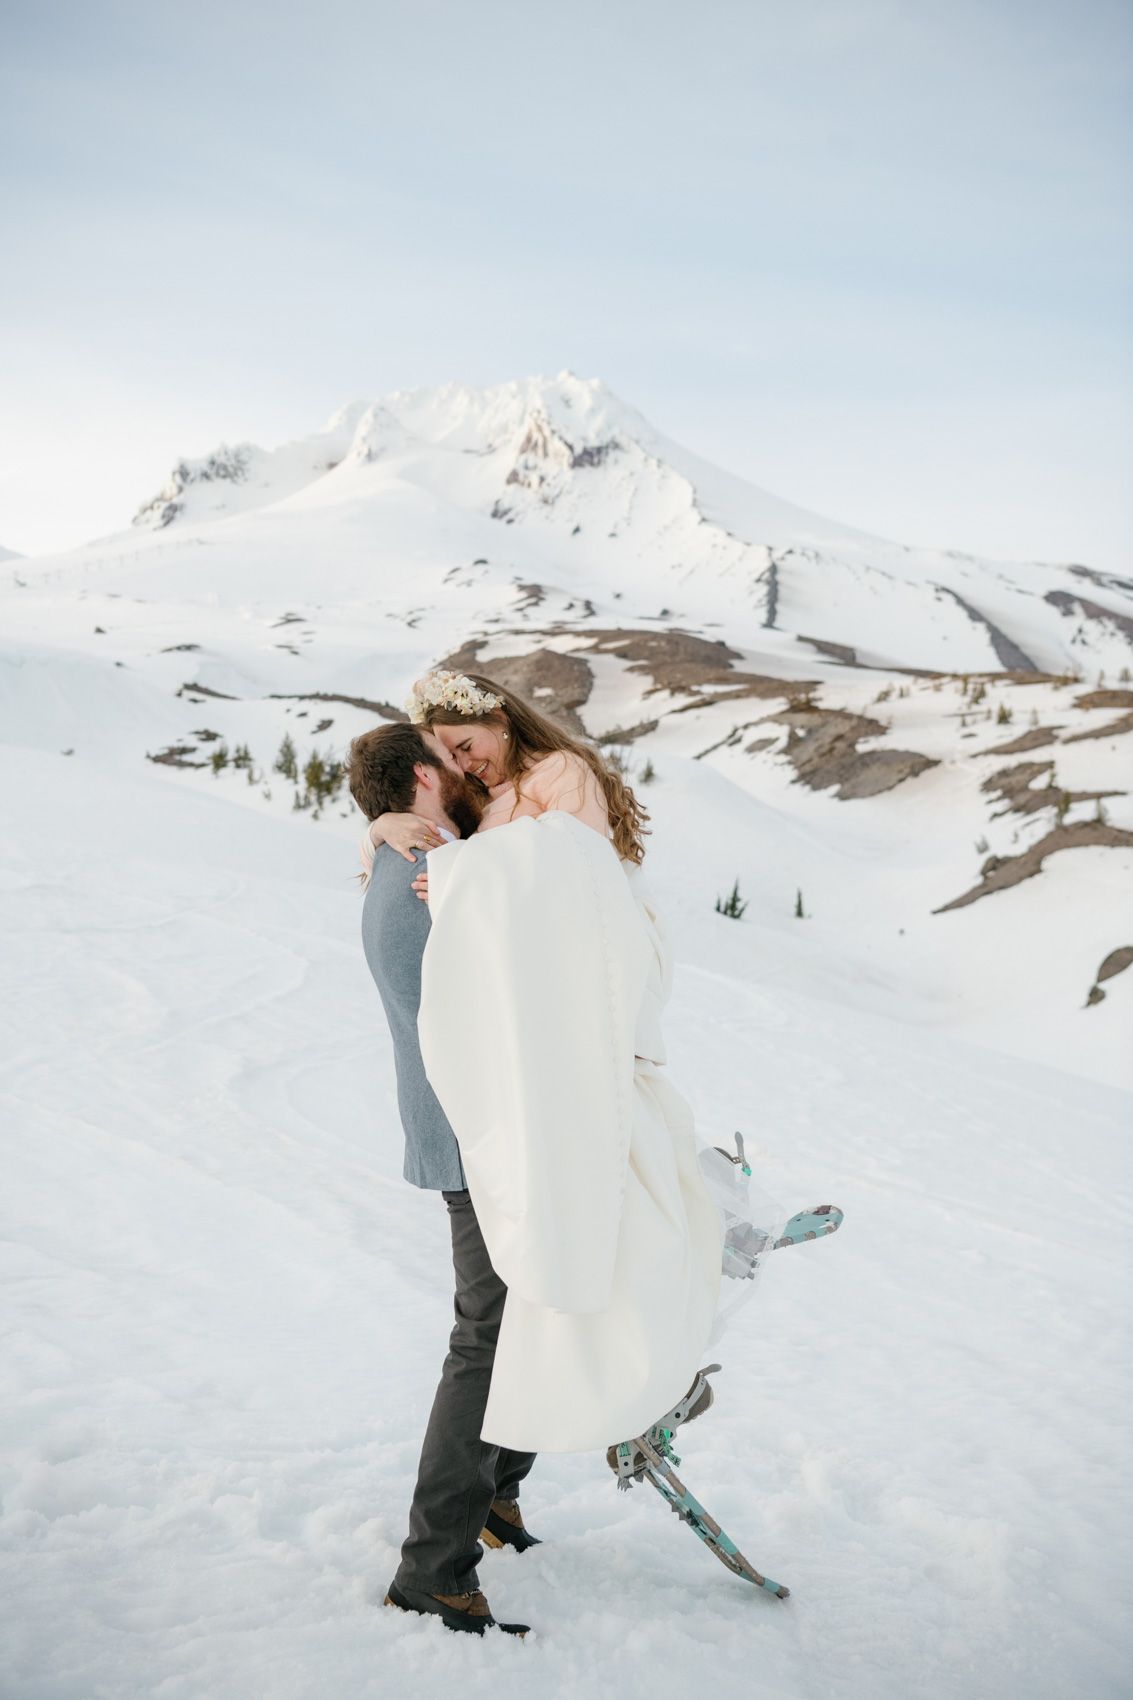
[347,722,536,1639]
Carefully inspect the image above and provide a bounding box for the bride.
[363,669,723,1453]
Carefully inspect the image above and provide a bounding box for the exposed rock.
[745,736,778,753]
[438,640,594,734]
[1084,946,1133,1007]
[513,582,546,611]
[797,634,860,666]
[177,681,238,700]
[503,411,618,503]
[160,643,201,653]
[1045,591,1133,644]
[1063,712,1133,744]
[933,586,1041,672]
[1069,564,1133,595]
[1074,689,1133,710]
[1097,945,1133,984]
[935,823,1133,913]
[147,744,208,769]
[980,761,1119,818]
[134,445,251,529]
[597,719,660,746]
[769,706,938,799]
[555,627,800,705]
[267,691,404,720]
[982,726,1061,755]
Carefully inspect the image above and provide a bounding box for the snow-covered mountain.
[129,372,1133,678]
[5,372,1131,1085]
[2,375,1130,1697]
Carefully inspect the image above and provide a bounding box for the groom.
[347,722,538,1639]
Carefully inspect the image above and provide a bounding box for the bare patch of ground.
[597,719,660,746]
[1046,591,1133,644]
[440,640,594,734]
[268,691,405,720]
[147,744,208,769]
[556,627,802,706]
[981,762,1120,818]
[1074,689,1133,711]
[983,727,1062,755]
[1097,945,1133,983]
[797,635,860,666]
[513,582,546,612]
[1086,945,1133,1006]
[936,823,1133,913]
[767,706,938,799]
[1063,712,1133,744]
[177,681,237,701]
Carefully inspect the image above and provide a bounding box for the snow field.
[2,746,1129,1700]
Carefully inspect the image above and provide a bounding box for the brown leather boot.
[384,1580,529,1636]
[482,1497,543,1552]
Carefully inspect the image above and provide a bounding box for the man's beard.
[439,766,485,840]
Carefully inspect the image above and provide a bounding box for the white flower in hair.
[405,670,503,724]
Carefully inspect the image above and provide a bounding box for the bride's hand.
[411,868,429,902]
[368,812,444,862]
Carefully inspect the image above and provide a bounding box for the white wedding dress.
[417,809,723,1453]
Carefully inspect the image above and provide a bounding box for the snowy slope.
[1,375,1131,1698]
[0,747,1129,1700]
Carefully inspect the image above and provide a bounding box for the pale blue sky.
[2,0,1130,567]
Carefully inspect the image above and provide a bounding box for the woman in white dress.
[363,670,723,1454]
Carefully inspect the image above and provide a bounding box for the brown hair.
[418,672,650,864]
[347,722,442,820]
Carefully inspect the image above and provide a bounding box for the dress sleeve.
[523,752,610,838]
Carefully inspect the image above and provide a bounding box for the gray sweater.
[361,844,467,1191]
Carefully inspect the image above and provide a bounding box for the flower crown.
[405,670,503,725]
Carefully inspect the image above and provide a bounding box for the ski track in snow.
[1,748,1130,1700]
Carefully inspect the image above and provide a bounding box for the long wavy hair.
[418,672,650,864]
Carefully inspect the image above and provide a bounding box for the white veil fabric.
[417,811,724,1453]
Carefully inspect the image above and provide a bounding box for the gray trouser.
[393,1188,537,1595]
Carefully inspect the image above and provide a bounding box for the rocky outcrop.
[267,691,405,720]
[933,587,1041,673]
[134,445,251,528]
[797,635,860,666]
[503,411,619,503]
[1085,945,1133,1006]
[768,706,937,799]
[1063,712,1133,744]
[1074,689,1133,711]
[1045,591,1133,645]
[983,726,1061,755]
[935,823,1133,913]
[439,640,594,734]
[980,761,1119,818]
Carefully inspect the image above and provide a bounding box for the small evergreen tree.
[275,734,298,781]
[640,758,656,784]
[209,743,229,774]
[996,703,1013,725]
[794,888,805,919]
[716,880,748,920]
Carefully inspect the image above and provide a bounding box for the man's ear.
[413,761,437,791]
